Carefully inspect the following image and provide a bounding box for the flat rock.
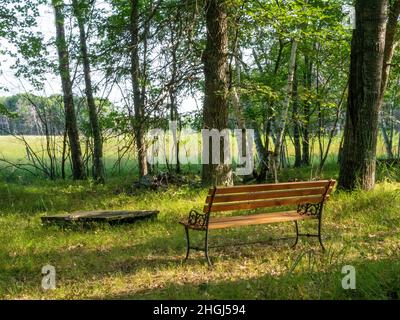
[41,210,159,226]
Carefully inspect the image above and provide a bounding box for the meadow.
[0,135,399,299]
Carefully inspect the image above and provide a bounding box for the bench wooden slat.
[208,180,331,195]
[206,187,327,203]
[179,211,314,230]
[203,195,324,213]
[207,210,301,223]
[207,211,314,229]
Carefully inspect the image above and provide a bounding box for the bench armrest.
[186,208,210,230]
[297,202,323,217]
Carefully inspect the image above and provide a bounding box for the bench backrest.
[203,180,335,213]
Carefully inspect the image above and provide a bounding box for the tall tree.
[379,0,400,106]
[72,0,105,183]
[52,0,85,180]
[292,62,302,167]
[377,0,400,160]
[338,0,389,190]
[167,7,182,174]
[302,53,312,166]
[130,0,148,179]
[201,0,232,186]
[273,39,298,174]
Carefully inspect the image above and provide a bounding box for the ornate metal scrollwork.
[187,209,209,230]
[297,203,322,217]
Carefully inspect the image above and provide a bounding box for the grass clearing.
[0,136,399,299]
[0,176,399,299]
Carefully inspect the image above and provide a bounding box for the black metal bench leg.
[204,229,212,266]
[184,227,190,261]
[318,217,326,252]
[292,221,299,248]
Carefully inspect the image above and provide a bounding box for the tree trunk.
[302,53,312,166]
[254,122,269,181]
[338,0,388,190]
[61,124,67,180]
[378,0,400,161]
[398,127,400,158]
[292,62,302,167]
[168,14,181,174]
[273,39,298,172]
[52,0,85,180]
[319,83,347,172]
[379,0,400,106]
[201,0,232,186]
[251,50,273,181]
[72,0,105,183]
[380,118,394,159]
[130,0,148,179]
[376,0,400,162]
[230,33,253,182]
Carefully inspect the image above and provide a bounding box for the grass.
[0,136,399,299]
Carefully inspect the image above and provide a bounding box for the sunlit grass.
[0,175,399,299]
[0,136,399,299]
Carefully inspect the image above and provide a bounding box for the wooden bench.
[180,179,335,265]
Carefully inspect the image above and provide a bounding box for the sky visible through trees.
[0,3,199,113]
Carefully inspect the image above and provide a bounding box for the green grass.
[0,174,399,299]
[0,136,399,299]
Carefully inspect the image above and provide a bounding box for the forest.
[0,0,399,301]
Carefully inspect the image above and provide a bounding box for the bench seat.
[180,210,313,230]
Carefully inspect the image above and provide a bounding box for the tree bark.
[379,0,400,105]
[168,12,181,174]
[254,121,269,181]
[292,62,302,167]
[52,0,85,180]
[201,0,232,186]
[380,119,394,159]
[302,53,312,166]
[319,83,347,172]
[130,0,148,178]
[72,0,105,183]
[251,50,271,180]
[338,0,388,190]
[273,39,297,172]
[378,0,400,161]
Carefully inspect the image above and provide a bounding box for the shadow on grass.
[91,256,400,300]
[1,223,306,295]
